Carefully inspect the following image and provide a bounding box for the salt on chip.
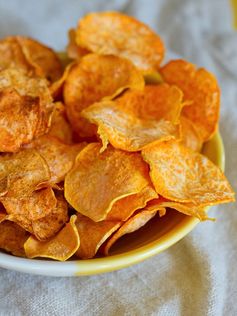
[160,59,220,141]
[106,186,158,221]
[64,53,144,138]
[24,215,80,261]
[0,148,50,198]
[87,107,179,152]
[75,214,121,259]
[30,135,87,184]
[65,143,151,221]
[48,102,73,144]
[104,208,158,255]
[0,220,29,257]
[76,12,164,72]
[142,140,235,206]
[180,116,203,152]
[16,36,62,82]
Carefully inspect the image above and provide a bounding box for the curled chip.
[50,63,74,100]
[30,135,87,184]
[104,208,158,255]
[15,36,62,82]
[142,140,235,206]
[64,53,144,137]
[24,215,80,261]
[82,84,183,151]
[75,214,121,259]
[66,29,89,60]
[0,220,29,257]
[160,59,220,141]
[0,148,50,198]
[147,198,209,221]
[48,102,73,144]
[180,116,203,152]
[106,186,158,221]
[76,12,164,72]
[65,143,151,221]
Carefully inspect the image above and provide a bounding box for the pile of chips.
[0,12,235,261]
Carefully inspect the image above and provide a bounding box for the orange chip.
[142,140,235,206]
[147,198,208,220]
[106,186,158,221]
[65,143,151,221]
[82,84,183,151]
[48,102,73,144]
[76,12,164,72]
[160,59,220,141]
[0,220,29,257]
[30,135,87,184]
[16,36,62,82]
[64,53,144,138]
[66,29,89,60]
[104,208,158,255]
[75,213,121,259]
[180,116,203,152]
[24,215,80,261]
[0,148,50,198]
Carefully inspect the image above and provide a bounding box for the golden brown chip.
[106,186,158,221]
[82,95,180,152]
[104,208,158,255]
[16,36,62,82]
[65,143,151,221]
[24,215,80,261]
[64,53,144,137]
[180,116,203,152]
[142,140,235,206]
[0,148,50,198]
[30,135,87,184]
[0,220,29,257]
[76,12,164,72]
[66,29,89,60]
[160,59,220,141]
[48,102,73,144]
[75,213,121,259]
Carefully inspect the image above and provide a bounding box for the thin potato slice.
[0,148,50,198]
[64,53,144,137]
[160,59,220,141]
[75,214,121,259]
[66,29,89,60]
[76,12,164,72]
[30,135,87,184]
[65,143,151,221]
[24,215,80,261]
[142,140,235,206]
[104,208,158,255]
[180,116,203,152]
[0,220,29,257]
[106,186,158,221]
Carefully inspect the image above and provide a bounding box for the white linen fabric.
[0,0,236,315]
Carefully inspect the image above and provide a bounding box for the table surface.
[0,1,236,315]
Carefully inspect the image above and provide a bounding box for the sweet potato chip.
[76,12,164,72]
[75,214,121,259]
[0,220,29,257]
[82,92,180,152]
[64,53,144,137]
[0,148,50,198]
[106,186,158,221]
[65,143,151,221]
[160,59,220,141]
[142,140,235,206]
[24,215,79,261]
[30,135,87,184]
[180,116,203,152]
[16,36,62,82]
[48,102,73,144]
[104,208,158,255]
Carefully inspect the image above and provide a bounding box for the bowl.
[0,131,224,276]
